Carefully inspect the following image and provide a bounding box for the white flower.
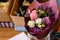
[37,24,45,28]
[28,21,35,27]
[41,24,45,27]
[41,11,44,13]
[39,10,44,14]
[37,25,42,28]
[36,18,42,24]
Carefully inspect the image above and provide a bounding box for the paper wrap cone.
[25,0,59,39]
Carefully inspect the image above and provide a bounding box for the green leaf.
[20,7,25,16]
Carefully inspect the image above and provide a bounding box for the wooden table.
[0,28,20,40]
[0,28,46,40]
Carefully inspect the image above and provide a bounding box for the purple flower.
[43,17,51,25]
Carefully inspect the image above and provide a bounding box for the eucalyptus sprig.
[20,7,25,16]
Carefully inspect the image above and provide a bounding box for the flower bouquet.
[24,0,59,39]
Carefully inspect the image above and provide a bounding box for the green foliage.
[38,9,47,18]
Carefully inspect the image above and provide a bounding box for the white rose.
[36,18,42,24]
[28,21,35,27]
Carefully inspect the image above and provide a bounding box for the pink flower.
[30,10,38,20]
